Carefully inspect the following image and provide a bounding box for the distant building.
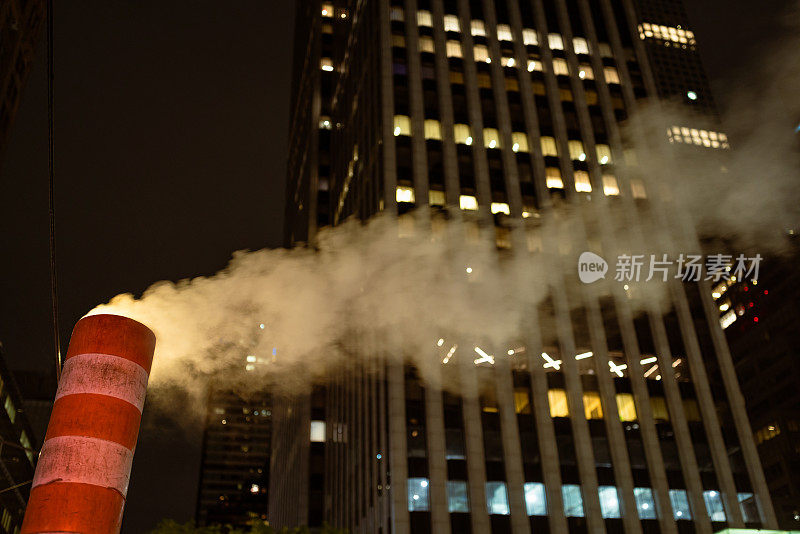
[273,1,779,533]
[195,384,272,527]
[0,0,46,169]
[0,344,38,533]
[12,369,56,446]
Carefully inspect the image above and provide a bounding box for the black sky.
[0,0,791,532]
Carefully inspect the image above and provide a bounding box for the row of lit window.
[754,423,780,445]
[393,116,615,163]
[637,22,696,46]
[540,389,701,423]
[408,478,755,522]
[388,7,615,58]
[667,126,730,149]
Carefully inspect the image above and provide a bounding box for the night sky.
[0,0,791,532]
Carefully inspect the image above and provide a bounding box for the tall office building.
[195,384,272,527]
[276,1,779,533]
[0,0,45,168]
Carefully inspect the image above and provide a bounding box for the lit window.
[429,189,445,206]
[424,119,442,140]
[574,171,592,192]
[616,393,637,421]
[447,481,470,512]
[631,179,647,199]
[546,167,564,189]
[720,310,737,329]
[417,10,433,27]
[524,482,547,516]
[703,490,726,522]
[604,67,620,84]
[486,482,510,515]
[321,3,333,17]
[634,487,657,519]
[602,174,620,196]
[446,40,462,58]
[321,58,334,72]
[500,56,517,67]
[419,36,435,53]
[20,430,33,463]
[583,391,603,419]
[443,14,460,33]
[396,186,415,203]
[310,421,326,442]
[491,202,510,215]
[393,115,411,136]
[541,136,558,157]
[392,34,406,48]
[459,195,478,211]
[548,389,569,417]
[408,478,431,511]
[568,140,585,161]
[596,144,612,164]
[497,24,513,41]
[548,33,564,50]
[578,65,594,80]
[599,486,621,518]
[527,59,541,72]
[484,128,501,149]
[562,485,585,517]
[573,37,589,54]
[552,58,569,76]
[637,22,696,47]
[473,44,490,63]
[390,6,404,21]
[522,29,538,45]
[471,20,486,36]
[737,492,759,523]
[514,388,531,414]
[319,116,332,130]
[669,489,692,520]
[454,124,472,144]
[512,132,529,152]
[650,397,670,421]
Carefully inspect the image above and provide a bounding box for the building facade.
[275,1,779,533]
[195,385,272,527]
[0,0,45,169]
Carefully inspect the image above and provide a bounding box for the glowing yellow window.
[616,393,637,422]
[484,128,501,149]
[514,388,531,414]
[604,66,620,84]
[512,133,529,153]
[631,179,647,199]
[552,58,569,76]
[522,29,538,46]
[548,33,564,50]
[650,397,670,421]
[572,37,589,54]
[393,115,411,136]
[497,24,513,41]
[459,195,478,210]
[446,40,462,58]
[578,65,594,80]
[491,202,510,215]
[454,124,472,145]
[548,389,569,417]
[321,58,334,72]
[541,136,558,157]
[602,174,620,196]
[471,20,486,37]
[424,119,442,140]
[546,167,564,189]
[443,14,460,32]
[568,140,586,161]
[583,392,603,420]
[429,189,445,206]
[419,36,435,53]
[396,186,415,203]
[574,171,592,192]
[473,44,490,63]
[321,3,334,17]
[417,10,433,27]
[596,144,612,164]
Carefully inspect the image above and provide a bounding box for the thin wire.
[47,0,62,381]
[0,480,32,496]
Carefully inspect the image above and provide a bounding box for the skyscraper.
[276,1,779,533]
[0,0,45,169]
